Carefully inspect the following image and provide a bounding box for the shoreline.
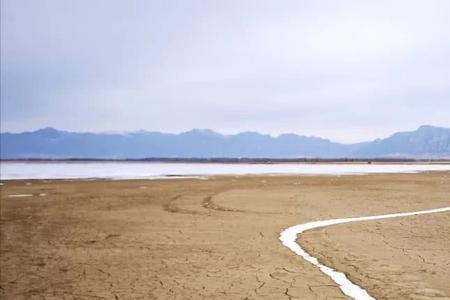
[1,162,449,181]
[2,158,450,164]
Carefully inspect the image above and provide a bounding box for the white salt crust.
[280,206,450,300]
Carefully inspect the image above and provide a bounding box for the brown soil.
[1,173,449,299]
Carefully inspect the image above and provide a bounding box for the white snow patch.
[280,206,450,300]
[7,194,33,198]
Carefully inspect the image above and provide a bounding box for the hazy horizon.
[1,124,448,145]
[2,0,450,143]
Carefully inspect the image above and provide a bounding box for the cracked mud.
[1,173,449,299]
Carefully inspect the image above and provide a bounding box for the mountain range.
[1,125,449,159]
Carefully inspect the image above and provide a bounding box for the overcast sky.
[1,0,450,143]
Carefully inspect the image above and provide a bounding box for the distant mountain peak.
[35,127,59,133]
[417,125,444,132]
[181,129,223,137]
[33,127,64,138]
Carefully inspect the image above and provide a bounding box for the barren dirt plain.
[1,172,449,299]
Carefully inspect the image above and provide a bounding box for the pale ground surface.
[1,173,449,299]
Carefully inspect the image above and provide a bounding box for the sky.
[1,0,450,143]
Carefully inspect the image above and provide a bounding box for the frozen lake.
[1,161,449,180]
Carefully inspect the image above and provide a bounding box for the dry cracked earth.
[1,172,449,299]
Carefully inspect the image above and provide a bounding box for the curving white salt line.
[7,194,33,198]
[280,206,450,300]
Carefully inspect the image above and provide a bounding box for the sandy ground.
[1,173,449,300]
